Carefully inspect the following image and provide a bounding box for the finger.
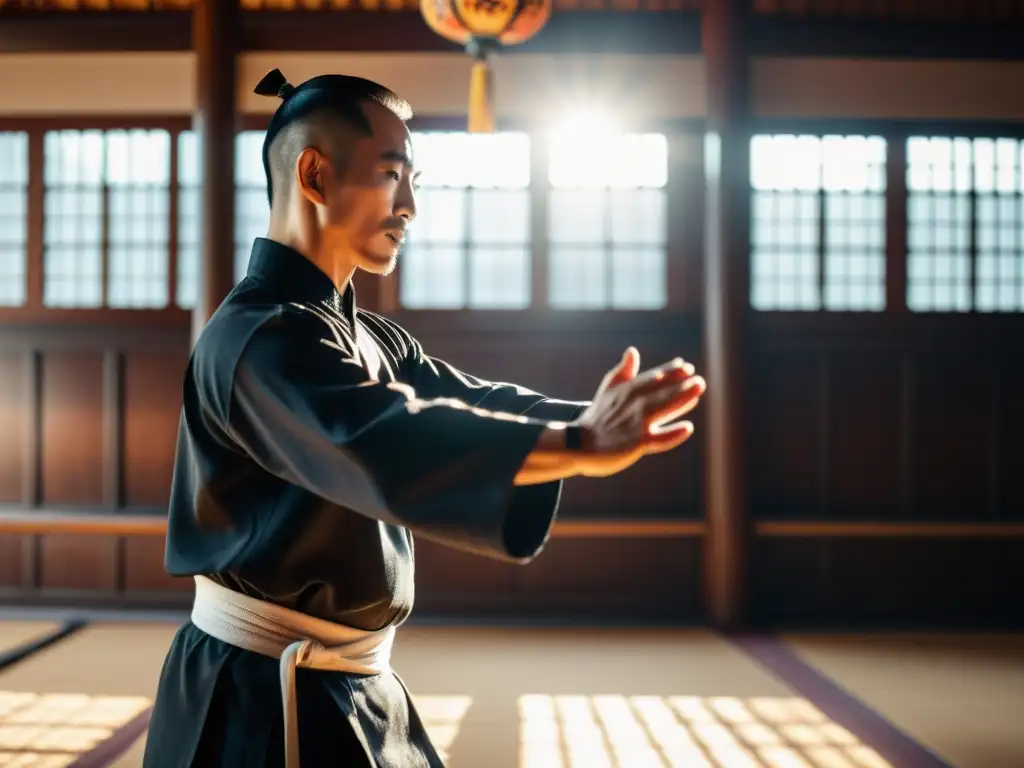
[641,421,695,454]
[630,358,695,393]
[604,346,641,389]
[640,376,706,424]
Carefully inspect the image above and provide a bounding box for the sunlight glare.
[801,746,859,768]
[517,694,895,768]
[411,695,473,765]
[759,745,815,768]
[0,690,151,764]
[548,112,667,190]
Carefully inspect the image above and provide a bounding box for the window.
[177,130,270,307]
[0,132,28,307]
[236,131,270,283]
[750,134,887,311]
[400,132,531,309]
[177,130,201,309]
[907,136,1024,313]
[43,129,170,308]
[548,131,668,310]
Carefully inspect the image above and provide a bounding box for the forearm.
[514,424,580,486]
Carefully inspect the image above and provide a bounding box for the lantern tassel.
[468,56,495,134]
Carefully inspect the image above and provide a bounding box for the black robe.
[143,238,587,768]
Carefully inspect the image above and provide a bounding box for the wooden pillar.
[701,0,750,631]
[192,0,238,342]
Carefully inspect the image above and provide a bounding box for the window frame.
[748,118,1024,319]
[903,133,1024,314]
[239,114,701,327]
[0,129,31,309]
[749,131,889,313]
[0,116,192,327]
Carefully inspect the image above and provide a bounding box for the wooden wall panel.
[123,535,192,593]
[749,537,831,623]
[0,354,26,503]
[123,350,188,508]
[517,537,702,620]
[40,352,105,507]
[1000,362,1024,520]
[38,535,118,591]
[827,354,904,518]
[748,351,821,518]
[914,353,993,520]
[413,537,520,597]
[0,537,25,589]
[414,536,702,622]
[751,537,1024,628]
[0,355,30,590]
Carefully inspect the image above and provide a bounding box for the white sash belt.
[190,575,395,768]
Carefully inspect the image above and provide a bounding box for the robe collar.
[245,237,357,326]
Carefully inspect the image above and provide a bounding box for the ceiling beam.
[0,10,701,55]
[1,10,1022,59]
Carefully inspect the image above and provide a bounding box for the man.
[143,69,706,768]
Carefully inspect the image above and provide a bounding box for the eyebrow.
[380,149,414,169]
[380,149,421,182]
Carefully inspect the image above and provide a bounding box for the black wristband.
[565,424,583,451]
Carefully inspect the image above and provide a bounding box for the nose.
[395,179,417,222]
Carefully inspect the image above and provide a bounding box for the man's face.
[318,101,418,276]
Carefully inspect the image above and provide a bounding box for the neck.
[266,204,357,296]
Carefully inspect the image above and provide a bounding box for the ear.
[295,147,325,205]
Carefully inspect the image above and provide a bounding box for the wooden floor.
[0,618,1021,767]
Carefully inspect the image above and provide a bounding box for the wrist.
[564,423,584,452]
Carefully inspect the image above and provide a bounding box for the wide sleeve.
[406,336,590,424]
[214,309,563,563]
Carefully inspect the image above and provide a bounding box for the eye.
[385,170,401,182]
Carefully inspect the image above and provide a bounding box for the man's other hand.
[572,347,705,478]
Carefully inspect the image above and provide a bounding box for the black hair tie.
[254,68,295,100]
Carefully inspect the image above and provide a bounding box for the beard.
[357,243,400,277]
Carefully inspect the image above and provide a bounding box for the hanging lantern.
[420,0,551,133]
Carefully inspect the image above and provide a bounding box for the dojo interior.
[1,1,1023,766]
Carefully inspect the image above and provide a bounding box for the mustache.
[382,218,408,235]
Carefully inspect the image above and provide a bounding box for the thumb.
[607,346,640,387]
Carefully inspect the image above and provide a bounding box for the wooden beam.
[0,511,705,539]
[755,521,1024,538]
[0,511,168,537]
[0,11,190,52]
[749,18,1024,60]
[192,0,238,339]
[3,11,1024,59]
[553,520,705,538]
[701,0,750,631]
[244,10,699,55]
[0,10,701,55]
[16,514,1024,541]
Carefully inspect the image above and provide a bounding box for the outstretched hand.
[572,347,705,478]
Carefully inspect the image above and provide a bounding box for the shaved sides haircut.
[254,71,413,207]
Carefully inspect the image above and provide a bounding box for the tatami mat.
[0,623,180,768]
[9,624,1007,767]
[784,633,1024,768]
[0,623,61,657]
[393,626,889,767]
